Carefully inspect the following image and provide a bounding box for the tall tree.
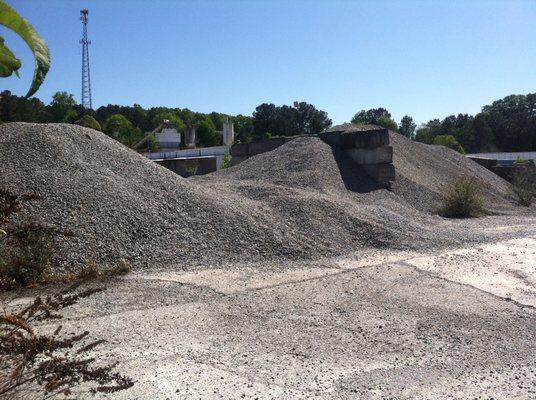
[482,94,536,151]
[0,90,48,122]
[193,114,219,147]
[399,115,416,138]
[103,114,142,147]
[151,111,185,132]
[49,91,77,123]
[252,102,331,138]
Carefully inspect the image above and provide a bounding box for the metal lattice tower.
[80,9,92,109]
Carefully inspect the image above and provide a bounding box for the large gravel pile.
[389,132,513,212]
[0,123,515,271]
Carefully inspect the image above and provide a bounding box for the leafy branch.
[0,0,50,97]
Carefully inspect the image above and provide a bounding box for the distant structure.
[155,120,181,151]
[184,125,196,149]
[222,117,234,146]
[80,9,92,109]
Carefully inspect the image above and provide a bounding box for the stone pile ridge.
[0,123,515,271]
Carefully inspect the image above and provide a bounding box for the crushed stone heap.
[0,123,516,271]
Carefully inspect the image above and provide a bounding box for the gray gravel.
[0,123,523,272]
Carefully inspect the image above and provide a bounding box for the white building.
[155,127,182,151]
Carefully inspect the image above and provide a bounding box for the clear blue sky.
[2,0,535,125]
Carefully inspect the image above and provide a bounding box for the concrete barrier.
[230,137,299,166]
[154,156,217,177]
[321,123,395,184]
[347,146,393,165]
[362,163,396,182]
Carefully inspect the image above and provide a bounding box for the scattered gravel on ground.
[0,123,522,271]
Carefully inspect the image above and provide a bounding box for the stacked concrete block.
[321,123,395,184]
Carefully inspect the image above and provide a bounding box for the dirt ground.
[4,215,536,399]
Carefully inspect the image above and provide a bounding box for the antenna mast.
[80,9,92,109]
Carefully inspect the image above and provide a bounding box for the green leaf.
[0,0,50,97]
[0,36,21,77]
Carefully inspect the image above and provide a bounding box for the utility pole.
[80,9,92,109]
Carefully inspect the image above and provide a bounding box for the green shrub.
[439,179,485,218]
[221,152,231,169]
[511,169,535,206]
[433,135,465,154]
[75,114,102,131]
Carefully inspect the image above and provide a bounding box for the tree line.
[1,90,534,153]
[0,91,331,149]
[350,94,536,154]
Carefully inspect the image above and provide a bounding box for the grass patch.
[439,178,486,218]
[78,258,132,281]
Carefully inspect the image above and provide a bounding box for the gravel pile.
[389,132,513,212]
[0,123,516,271]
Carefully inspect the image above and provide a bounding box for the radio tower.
[80,9,92,109]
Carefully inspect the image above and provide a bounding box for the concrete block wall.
[155,156,218,177]
[230,137,296,166]
[321,123,395,184]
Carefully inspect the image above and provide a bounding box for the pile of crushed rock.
[0,123,516,271]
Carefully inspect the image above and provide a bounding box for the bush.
[0,223,54,289]
[0,189,56,289]
[0,188,131,290]
[511,168,535,206]
[221,152,231,169]
[74,114,102,131]
[439,179,485,218]
[433,135,465,154]
[78,258,132,281]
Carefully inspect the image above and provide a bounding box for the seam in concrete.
[398,261,536,312]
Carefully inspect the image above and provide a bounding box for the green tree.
[252,102,331,138]
[151,111,185,132]
[376,114,398,131]
[351,108,398,131]
[75,114,101,131]
[49,91,77,122]
[208,112,227,131]
[433,134,465,154]
[482,93,536,151]
[295,102,332,134]
[103,114,142,147]
[399,115,416,138]
[233,114,254,143]
[194,115,219,147]
[0,90,49,122]
[472,112,494,152]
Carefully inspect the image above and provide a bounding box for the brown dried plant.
[0,283,134,399]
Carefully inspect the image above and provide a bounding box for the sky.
[1,0,535,125]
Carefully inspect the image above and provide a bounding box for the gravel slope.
[0,123,517,271]
[389,132,513,212]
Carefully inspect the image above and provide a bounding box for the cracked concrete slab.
[4,231,536,399]
[404,236,536,307]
